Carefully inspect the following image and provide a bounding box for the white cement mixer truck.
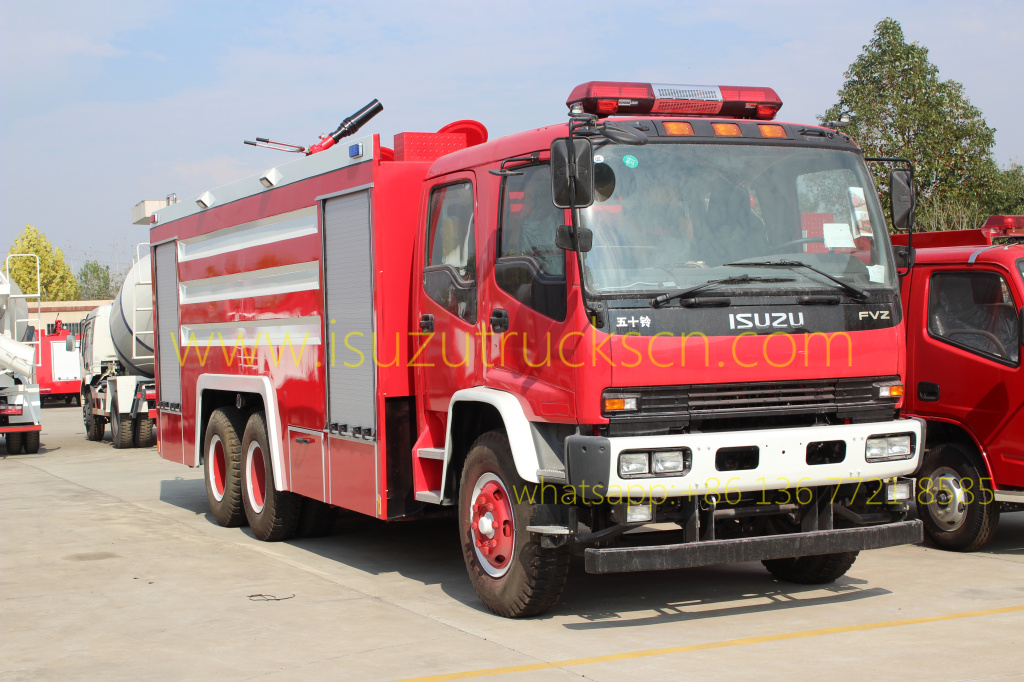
[1,256,42,454]
[79,246,156,448]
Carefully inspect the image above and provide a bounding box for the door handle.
[490,309,509,333]
[294,437,312,444]
[419,314,434,332]
[918,382,940,402]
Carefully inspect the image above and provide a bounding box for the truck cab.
[893,216,1024,549]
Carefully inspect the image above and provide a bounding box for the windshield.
[579,143,897,295]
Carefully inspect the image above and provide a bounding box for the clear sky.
[2,0,1022,273]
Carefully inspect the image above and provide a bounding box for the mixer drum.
[109,254,155,378]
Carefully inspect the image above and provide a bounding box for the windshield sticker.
[848,187,873,236]
[867,264,885,283]
[822,222,856,249]
[622,154,639,169]
[593,154,604,163]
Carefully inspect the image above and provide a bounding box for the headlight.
[653,450,685,474]
[866,434,914,461]
[619,452,649,476]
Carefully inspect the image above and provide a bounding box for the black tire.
[111,396,135,449]
[242,411,300,541]
[84,398,104,442]
[296,497,339,538]
[5,432,24,455]
[134,416,155,448]
[917,443,1000,552]
[458,432,570,618]
[204,407,247,527]
[74,393,81,407]
[23,431,40,454]
[763,551,859,584]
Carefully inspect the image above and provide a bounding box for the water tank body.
[109,254,155,378]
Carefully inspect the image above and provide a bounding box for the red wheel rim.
[210,436,226,499]
[248,443,266,511]
[470,475,514,576]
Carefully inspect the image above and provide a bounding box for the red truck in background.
[146,83,927,617]
[893,216,1024,550]
[36,320,82,405]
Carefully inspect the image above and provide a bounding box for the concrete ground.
[2,405,1022,682]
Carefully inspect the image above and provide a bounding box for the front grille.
[605,377,899,427]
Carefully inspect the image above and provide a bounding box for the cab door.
[481,162,576,421]
[911,266,1024,487]
[415,175,480,422]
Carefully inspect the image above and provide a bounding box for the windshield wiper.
[650,274,795,308]
[725,259,869,300]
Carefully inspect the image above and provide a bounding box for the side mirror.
[550,137,594,209]
[66,335,76,352]
[555,224,593,252]
[890,169,915,232]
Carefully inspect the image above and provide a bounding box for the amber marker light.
[712,122,742,137]
[604,397,638,412]
[758,124,787,138]
[663,121,695,136]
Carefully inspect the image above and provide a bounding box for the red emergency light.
[980,215,1024,237]
[567,81,783,119]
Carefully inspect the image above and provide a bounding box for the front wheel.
[763,551,858,584]
[917,443,1000,551]
[458,432,569,618]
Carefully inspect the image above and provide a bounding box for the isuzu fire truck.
[148,83,925,616]
[893,215,1024,550]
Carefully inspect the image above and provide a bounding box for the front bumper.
[566,418,923,500]
[585,519,923,573]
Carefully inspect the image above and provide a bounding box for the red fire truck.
[148,83,925,617]
[36,320,82,405]
[893,215,1024,550]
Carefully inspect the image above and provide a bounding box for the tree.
[822,18,998,228]
[77,260,124,300]
[6,225,80,301]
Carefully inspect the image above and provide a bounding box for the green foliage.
[822,18,997,221]
[6,225,80,301]
[984,163,1024,216]
[76,260,124,300]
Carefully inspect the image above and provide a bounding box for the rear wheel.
[5,432,24,455]
[458,432,570,617]
[134,416,155,448]
[917,443,1000,551]
[763,551,859,584]
[23,431,40,454]
[111,396,135,449]
[242,411,300,541]
[204,407,247,527]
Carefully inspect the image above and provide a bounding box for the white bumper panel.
[595,419,922,499]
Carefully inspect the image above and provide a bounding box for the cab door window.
[424,181,476,323]
[495,164,566,321]
[928,271,1019,364]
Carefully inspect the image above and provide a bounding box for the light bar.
[981,215,1024,236]
[566,81,782,120]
